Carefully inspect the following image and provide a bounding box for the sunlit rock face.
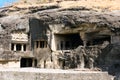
[0,3,119,78]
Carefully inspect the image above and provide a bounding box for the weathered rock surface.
[0,1,120,80]
[0,68,111,80]
[99,43,120,74]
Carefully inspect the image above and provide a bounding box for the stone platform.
[0,68,111,80]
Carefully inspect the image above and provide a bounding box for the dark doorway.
[20,58,33,67]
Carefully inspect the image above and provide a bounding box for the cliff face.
[0,0,120,29]
[0,0,120,78]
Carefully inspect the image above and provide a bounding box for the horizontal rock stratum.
[0,68,111,80]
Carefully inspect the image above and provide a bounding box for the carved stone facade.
[0,17,119,70]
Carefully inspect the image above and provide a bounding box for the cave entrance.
[91,35,111,45]
[55,33,83,50]
[20,58,33,67]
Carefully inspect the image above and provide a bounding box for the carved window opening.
[11,43,27,51]
[36,41,39,48]
[16,44,21,51]
[24,44,26,51]
[40,41,45,48]
[60,41,64,50]
[11,43,14,51]
[35,40,47,48]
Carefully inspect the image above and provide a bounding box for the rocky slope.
[15,0,120,11]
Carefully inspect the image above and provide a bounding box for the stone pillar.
[79,32,87,47]
[45,41,47,48]
[32,59,35,67]
[21,44,24,51]
[14,44,16,51]
[83,41,87,47]
[80,58,85,68]
[51,33,56,51]
[34,41,36,49]
[63,41,65,50]
[39,41,40,48]
[79,48,85,69]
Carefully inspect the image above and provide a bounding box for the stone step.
[0,68,112,80]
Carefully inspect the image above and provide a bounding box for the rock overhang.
[0,7,120,34]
